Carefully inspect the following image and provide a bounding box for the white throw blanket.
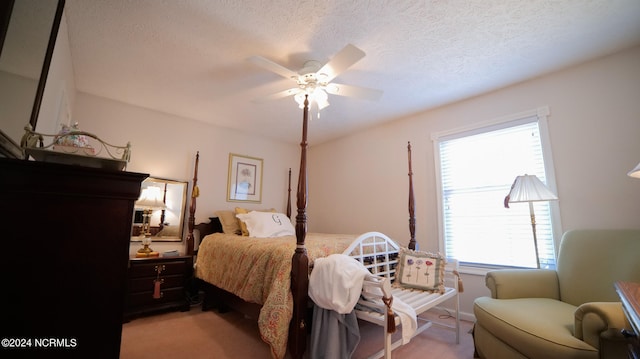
[388,292,417,344]
[309,254,370,314]
[309,254,370,359]
[309,254,418,344]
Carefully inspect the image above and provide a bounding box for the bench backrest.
[344,232,460,287]
[343,232,400,281]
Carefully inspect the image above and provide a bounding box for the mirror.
[131,177,188,242]
[0,0,65,158]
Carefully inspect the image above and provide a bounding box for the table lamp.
[135,186,166,254]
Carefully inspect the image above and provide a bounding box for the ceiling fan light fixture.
[314,88,329,110]
[317,72,329,83]
[325,83,339,93]
[294,92,307,109]
[294,88,329,110]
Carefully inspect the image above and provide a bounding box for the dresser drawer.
[129,274,185,293]
[128,287,186,308]
[129,259,189,278]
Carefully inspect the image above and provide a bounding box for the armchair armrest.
[486,269,559,299]
[574,302,628,350]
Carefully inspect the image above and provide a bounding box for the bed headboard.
[185,153,293,255]
[192,216,223,252]
[194,217,222,237]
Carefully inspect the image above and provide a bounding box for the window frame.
[432,106,562,272]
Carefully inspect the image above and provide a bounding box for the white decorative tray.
[25,147,127,171]
[21,125,131,171]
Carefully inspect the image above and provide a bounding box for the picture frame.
[227,153,263,203]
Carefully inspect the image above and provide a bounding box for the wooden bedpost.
[289,95,310,359]
[408,142,417,250]
[186,151,199,256]
[287,168,292,219]
[159,182,167,231]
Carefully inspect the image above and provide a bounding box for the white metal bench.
[343,232,461,359]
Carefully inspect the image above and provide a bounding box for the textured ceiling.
[63,0,640,145]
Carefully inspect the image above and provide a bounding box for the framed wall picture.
[227,153,263,203]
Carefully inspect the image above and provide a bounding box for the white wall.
[74,93,300,256]
[308,45,640,319]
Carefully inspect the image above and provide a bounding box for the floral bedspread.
[194,232,357,359]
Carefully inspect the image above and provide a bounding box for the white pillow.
[235,211,295,238]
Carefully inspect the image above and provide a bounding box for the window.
[433,108,560,269]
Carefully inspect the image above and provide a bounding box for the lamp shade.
[136,186,166,209]
[628,161,640,179]
[507,174,558,203]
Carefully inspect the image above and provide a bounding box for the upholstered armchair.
[473,229,640,359]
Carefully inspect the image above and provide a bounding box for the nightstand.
[125,255,193,321]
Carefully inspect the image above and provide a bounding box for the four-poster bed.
[185,96,422,359]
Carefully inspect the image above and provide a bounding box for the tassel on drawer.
[153,279,162,299]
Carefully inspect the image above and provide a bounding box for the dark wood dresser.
[125,255,193,320]
[0,158,146,358]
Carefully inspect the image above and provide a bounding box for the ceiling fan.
[248,44,383,110]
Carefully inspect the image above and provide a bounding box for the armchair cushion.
[486,269,559,299]
[474,297,597,359]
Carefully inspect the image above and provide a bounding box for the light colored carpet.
[120,306,475,358]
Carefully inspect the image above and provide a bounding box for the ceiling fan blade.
[325,83,383,101]
[254,87,301,102]
[248,56,299,80]
[318,44,366,82]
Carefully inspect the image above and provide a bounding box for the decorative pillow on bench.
[396,248,445,293]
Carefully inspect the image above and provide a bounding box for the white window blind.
[435,113,558,269]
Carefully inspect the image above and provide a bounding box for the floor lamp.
[504,174,558,268]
